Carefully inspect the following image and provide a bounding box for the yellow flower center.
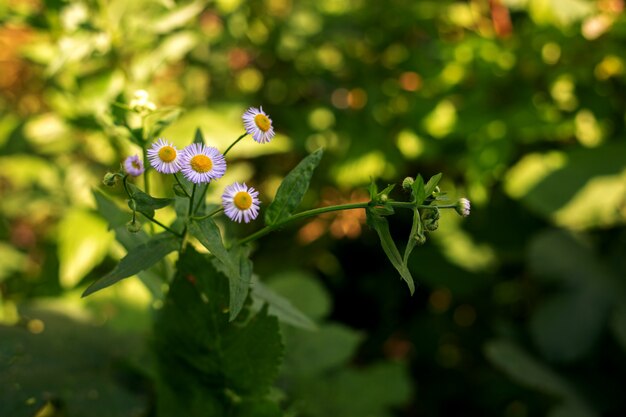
[234,191,252,210]
[190,154,213,173]
[158,146,177,162]
[132,160,141,169]
[254,114,271,132]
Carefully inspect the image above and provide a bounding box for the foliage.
[2,0,626,416]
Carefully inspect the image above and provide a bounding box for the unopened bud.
[402,177,414,191]
[379,194,388,203]
[455,198,471,217]
[126,219,142,233]
[415,233,427,245]
[103,172,118,186]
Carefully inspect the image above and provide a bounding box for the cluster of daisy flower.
[119,106,273,224]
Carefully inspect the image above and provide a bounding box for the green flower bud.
[126,219,142,233]
[422,207,440,232]
[102,172,118,187]
[455,198,471,217]
[415,233,427,245]
[379,194,388,203]
[402,177,414,191]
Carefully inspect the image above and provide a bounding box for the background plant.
[2,0,626,416]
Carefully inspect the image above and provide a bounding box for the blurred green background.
[2,0,626,416]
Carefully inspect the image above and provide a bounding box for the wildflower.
[242,106,275,144]
[455,198,471,217]
[402,177,414,191]
[102,172,119,186]
[222,182,260,223]
[147,138,181,174]
[123,155,145,177]
[129,89,157,113]
[179,143,226,184]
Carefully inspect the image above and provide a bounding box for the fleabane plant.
[89,95,470,415]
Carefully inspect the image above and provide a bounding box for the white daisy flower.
[222,182,260,223]
[179,143,227,184]
[242,106,275,144]
[123,155,144,177]
[455,198,471,217]
[147,138,181,174]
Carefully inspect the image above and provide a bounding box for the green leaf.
[252,279,317,330]
[411,174,426,205]
[402,207,422,267]
[189,219,250,321]
[424,172,442,196]
[82,233,180,297]
[366,208,415,294]
[151,1,205,34]
[93,189,130,229]
[154,249,283,416]
[0,307,147,417]
[58,208,113,289]
[127,183,173,219]
[265,270,331,321]
[265,148,323,226]
[143,107,183,139]
[484,339,597,416]
[283,323,362,376]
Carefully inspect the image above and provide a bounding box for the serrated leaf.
[189,219,251,320]
[366,209,415,294]
[154,249,283,416]
[127,183,173,219]
[82,233,179,297]
[252,280,317,330]
[265,148,323,226]
[424,172,442,196]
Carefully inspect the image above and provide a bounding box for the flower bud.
[415,233,427,245]
[455,198,471,217]
[402,177,414,191]
[422,207,440,231]
[102,172,118,186]
[379,194,388,203]
[126,219,142,233]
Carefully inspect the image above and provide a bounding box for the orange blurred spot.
[429,288,452,313]
[229,48,251,70]
[348,88,367,109]
[331,88,350,109]
[399,72,422,92]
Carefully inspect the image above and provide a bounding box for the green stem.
[192,184,209,215]
[138,213,183,237]
[223,132,248,157]
[173,173,191,198]
[188,183,197,218]
[237,201,458,246]
[192,206,224,221]
[238,202,369,246]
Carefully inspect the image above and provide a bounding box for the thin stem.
[138,212,183,237]
[237,202,369,246]
[223,132,248,157]
[192,184,209,215]
[236,200,459,247]
[188,183,197,218]
[192,206,224,221]
[173,173,191,198]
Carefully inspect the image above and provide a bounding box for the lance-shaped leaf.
[411,175,426,205]
[127,183,173,219]
[82,233,180,297]
[265,148,323,226]
[252,279,317,330]
[366,209,415,295]
[189,218,251,321]
[424,172,442,197]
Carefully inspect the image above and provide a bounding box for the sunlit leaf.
[82,233,180,297]
[265,148,323,226]
[58,208,113,288]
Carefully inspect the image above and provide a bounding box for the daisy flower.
[455,198,471,217]
[179,143,227,184]
[222,182,260,223]
[147,138,181,174]
[242,106,275,144]
[123,155,144,177]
